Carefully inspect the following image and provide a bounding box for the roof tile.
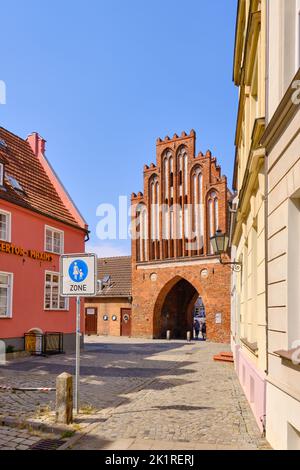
[0,127,82,229]
[97,256,132,297]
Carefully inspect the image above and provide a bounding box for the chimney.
[27,132,46,159]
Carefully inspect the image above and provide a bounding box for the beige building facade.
[84,256,133,337]
[261,0,300,450]
[231,0,267,431]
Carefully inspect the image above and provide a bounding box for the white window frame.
[0,163,4,186]
[44,271,69,311]
[0,272,13,319]
[44,225,64,254]
[0,209,11,242]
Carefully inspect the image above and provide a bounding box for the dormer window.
[6,175,24,193]
[0,140,7,150]
[0,163,3,186]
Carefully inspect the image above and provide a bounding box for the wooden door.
[85,308,98,335]
[121,308,132,337]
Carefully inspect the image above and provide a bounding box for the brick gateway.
[131,131,232,343]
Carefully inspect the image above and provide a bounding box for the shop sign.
[0,241,53,262]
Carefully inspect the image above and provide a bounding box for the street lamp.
[210,230,242,272]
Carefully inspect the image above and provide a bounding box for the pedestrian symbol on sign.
[69,260,88,283]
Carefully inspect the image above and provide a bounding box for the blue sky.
[0,0,238,257]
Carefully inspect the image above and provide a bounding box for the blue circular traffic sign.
[69,260,88,283]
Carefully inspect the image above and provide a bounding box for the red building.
[0,127,88,352]
[131,130,232,342]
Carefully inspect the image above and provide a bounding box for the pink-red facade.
[0,128,87,352]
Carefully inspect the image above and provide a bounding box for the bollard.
[166,330,171,340]
[0,341,5,365]
[56,372,73,424]
[187,331,191,342]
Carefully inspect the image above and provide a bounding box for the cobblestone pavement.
[0,337,270,450]
[0,337,195,420]
[0,425,44,450]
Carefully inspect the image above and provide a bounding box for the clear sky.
[0,0,238,257]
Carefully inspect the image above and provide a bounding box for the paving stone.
[0,337,271,450]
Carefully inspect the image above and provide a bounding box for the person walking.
[201,321,207,341]
[193,319,200,340]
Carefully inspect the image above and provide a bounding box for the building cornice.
[233,3,262,190]
[233,0,246,85]
[232,119,265,245]
[136,256,221,270]
[244,10,261,86]
[261,68,300,153]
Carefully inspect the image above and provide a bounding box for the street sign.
[60,253,97,297]
[59,253,97,414]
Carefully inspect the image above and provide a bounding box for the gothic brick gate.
[131,265,231,343]
[131,130,232,343]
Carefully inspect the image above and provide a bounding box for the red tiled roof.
[0,127,83,230]
[97,256,132,297]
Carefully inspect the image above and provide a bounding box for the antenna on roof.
[97,275,112,293]
[0,140,7,149]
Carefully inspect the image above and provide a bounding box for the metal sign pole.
[75,296,81,414]
[60,253,97,415]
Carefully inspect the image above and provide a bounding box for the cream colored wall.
[267,0,299,121]
[265,0,300,450]
[235,169,266,371]
[233,0,267,374]
[266,106,300,404]
[236,1,266,193]
[267,382,300,450]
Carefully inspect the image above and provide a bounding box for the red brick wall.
[131,262,231,343]
[131,131,231,343]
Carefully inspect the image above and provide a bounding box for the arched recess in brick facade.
[206,188,219,254]
[153,275,208,340]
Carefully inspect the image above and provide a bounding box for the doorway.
[85,307,98,335]
[121,308,132,337]
[154,278,202,339]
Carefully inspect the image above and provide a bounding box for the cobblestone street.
[0,426,42,450]
[0,337,270,450]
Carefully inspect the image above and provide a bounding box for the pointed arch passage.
[153,276,204,339]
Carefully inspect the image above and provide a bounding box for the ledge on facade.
[241,337,258,355]
[136,254,220,267]
[274,349,300,368]
[89,293,132,300]
[260,68,300,152]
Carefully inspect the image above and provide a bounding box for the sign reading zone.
[60,253,97,297]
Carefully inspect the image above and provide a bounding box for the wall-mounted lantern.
[210,230,242,272]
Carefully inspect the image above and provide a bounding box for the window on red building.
[44,272,68,310]
[45,226,64,254]
[0,273,13,318]
[0,210,11,242]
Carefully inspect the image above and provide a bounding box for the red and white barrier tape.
[0,385,55,392]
